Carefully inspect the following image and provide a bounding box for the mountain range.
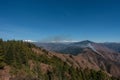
[33,40,120,78]
[0,39,120,80]
[33,40,120,55]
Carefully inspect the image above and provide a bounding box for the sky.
[0,0,120,42]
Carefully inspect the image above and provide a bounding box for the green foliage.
[0,41,5,69]
[0,38,119,80]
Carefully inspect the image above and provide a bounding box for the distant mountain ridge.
[101,43,120,53]
[33,40,120,55]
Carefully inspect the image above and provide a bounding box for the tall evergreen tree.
[0,39,5,69]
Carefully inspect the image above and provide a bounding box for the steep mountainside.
[0,39,120,80]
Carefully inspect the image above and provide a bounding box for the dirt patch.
[40,63,52,74]
[0,66,10,80]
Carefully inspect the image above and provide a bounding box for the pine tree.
[0,40,5,69]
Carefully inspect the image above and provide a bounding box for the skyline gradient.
[0,0,120,42]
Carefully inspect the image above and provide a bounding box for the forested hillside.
[0,39,119,80]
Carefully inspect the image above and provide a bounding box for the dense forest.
[0,39,119,80]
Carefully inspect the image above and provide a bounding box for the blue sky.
[0,0,120,42]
